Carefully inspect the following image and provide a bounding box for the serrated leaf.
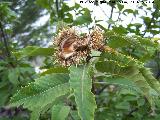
[51,104,70,120]
[95,58,158,105]
[9,73,70,110]
[69,65,96,120]
[102,77,142,93]
[13,46,54,59]
[40,67,69,76]
[140,68,160,94]
[107,35,130,48]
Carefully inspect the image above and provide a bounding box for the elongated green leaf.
[108,35,130,48]
[40,67,69,76]
[51,104,70,120]
[9,73,70,110]
[98,51,160,96]
[102,77,142,93]
[95,60,150,91]
[96,51,160,106]
[95,60,139,77]
[140,68,160,93]
[69,65,96,120]
[95,60,158,105]
[13,46,54,59]
[105,30,158,61]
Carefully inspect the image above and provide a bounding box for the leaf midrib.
[10,83,69,104]
[81,66,85,103]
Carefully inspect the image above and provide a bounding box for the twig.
[91,55,100,58]
[99,6,109,19]
[155,50,160,79]
[94,82,108,84]
[55,0,59,14]
[116,12,121,22]
[108,6,114,29]
[94,82,110,95]
[127,108,138,117]
[0,22,10,57]
[96,85,108,95]
[0,22,34,81]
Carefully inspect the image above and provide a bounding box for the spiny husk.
[54,27,79,46]
[53,27,90,66]
[90,27,104,50]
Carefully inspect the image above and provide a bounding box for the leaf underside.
[69,65,97,120]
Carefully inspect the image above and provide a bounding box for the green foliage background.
[1,0,160,120]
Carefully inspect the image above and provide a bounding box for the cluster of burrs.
[53,26,104,66]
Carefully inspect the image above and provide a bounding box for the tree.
[2,0,53,47]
